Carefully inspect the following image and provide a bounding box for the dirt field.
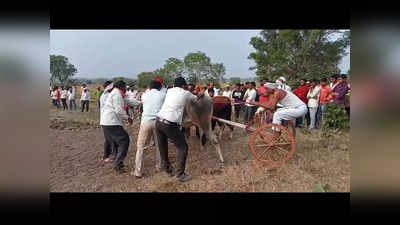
[49,102,350,192]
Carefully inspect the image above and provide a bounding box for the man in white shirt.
[60,86,69,111]
[100,80,133,174]
[155,77,168,94]
[100,81,118,162]
[68,86,77,111]
[155,77,203,182]
[51,87,59,108]
[204,82,219,96]
[243,82,257,123]
[134,80,166,178]
[80,87,91,112]
[222,86,232,98]
[276,76,292,92]
[306,79,321,129]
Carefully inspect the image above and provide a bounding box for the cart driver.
[249,82,307,140]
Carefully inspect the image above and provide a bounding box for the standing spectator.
[316,78,332,128]
[155,77,202,182]
[293,79,309,128]
[222,86,232,98]
[243,81,257,123]
[331,74,350,106]
[81,84,87,95]
[205,82,219,96]
[68,86,77,111]
[80,88,91,112]
[255,79,269,116]
[307,80,321,129]
[329,74,339,89]
[207,88,215,97]
[134,80,166,178]
[187,83,195,93]
[56,86,62,108]
[231,83,245,121]
[51,87,60,108]
[344,75,350,117]
[60,86,69,111]
[95,85,104,110]
[100,80,133,174]
[49,85,52,96]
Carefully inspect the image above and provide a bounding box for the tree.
[248,30,350,86]
[50,55,78,85]
[229,77,241,84]
[183,51,212,84]
[210,63,226,84]
[136,72,158,88]
[183,51,226,85]
[160,58,184,86]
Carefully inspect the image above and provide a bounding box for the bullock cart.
[211,96,296,167]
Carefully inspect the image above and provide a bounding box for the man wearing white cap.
[249,82,307,140]
[276,76,292,92]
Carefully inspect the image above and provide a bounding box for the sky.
[50,30,350,80]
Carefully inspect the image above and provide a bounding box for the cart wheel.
[249,123,296,167]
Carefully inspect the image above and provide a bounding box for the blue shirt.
[141,89,166,125]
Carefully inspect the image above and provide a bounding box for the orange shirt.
[257,86,269,103]
[319,85,332,104]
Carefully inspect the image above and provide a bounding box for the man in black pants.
[100,80,133,174]
[155,77,203,182]
[231,83,245,121]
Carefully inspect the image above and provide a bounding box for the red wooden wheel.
[249,123,296,167]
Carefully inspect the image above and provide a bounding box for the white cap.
[264,82,279,89]
[278,76,286,82]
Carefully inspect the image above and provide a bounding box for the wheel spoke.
[258,145,273,159]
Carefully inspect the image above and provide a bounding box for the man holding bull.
[155,77,204,182]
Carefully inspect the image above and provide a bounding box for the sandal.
[103,158,112,163]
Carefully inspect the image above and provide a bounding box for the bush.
[323,103,350,130]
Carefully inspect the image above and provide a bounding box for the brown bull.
[182,95,224,164]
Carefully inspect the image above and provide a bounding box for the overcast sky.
[50,30,350,79]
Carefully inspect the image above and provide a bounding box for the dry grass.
[49,103,350,192]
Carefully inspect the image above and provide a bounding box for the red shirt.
[257,86,269,103]
[293,85,309,103]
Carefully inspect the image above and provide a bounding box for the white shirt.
[99,91,111,114]
[68,89,75,100]
[222,90,232,98]
[307,86,321,108]
[278,90,306,109]
[244,88,257,106]
[141,89,166,125]
[160,87,168,94]
[100,88,129,126]
[51,90,57,100]
[80,90,90,101]
[278,84,292,92]
[205,87,219,96]
[157,87,197,125]
[60,90,68,99]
